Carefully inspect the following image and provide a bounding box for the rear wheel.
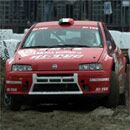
[106,71,119,108]
[4,94,21,111]
[119,73,129,106]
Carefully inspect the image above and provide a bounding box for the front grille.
[36,78,74,83]
[62,78,74,82]
[49,79,61,82]
[33,83,79,92]
[31,73,80,93]
[37,79,48,82]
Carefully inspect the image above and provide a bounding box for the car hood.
[14,48,104,71]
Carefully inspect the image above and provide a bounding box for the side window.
[103,24,116,50]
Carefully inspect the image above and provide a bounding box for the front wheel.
[4,94,21,111]
[119,73,129,106]
[106,71,119,108]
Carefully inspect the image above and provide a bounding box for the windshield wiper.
[50,44,92,48]
[22,44,101,48]
[22,45,53,48]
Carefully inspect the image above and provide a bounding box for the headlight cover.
[12,64,32,71]
[79,63,103,70]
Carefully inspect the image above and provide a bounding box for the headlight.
[12,64,32,71]
[79,63,103,70]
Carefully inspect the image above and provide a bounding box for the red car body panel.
[5,19,126,101]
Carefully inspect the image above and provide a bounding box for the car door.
[103,23,126,93]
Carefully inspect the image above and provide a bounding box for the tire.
[0,84,4,106]
[1,79,5,108]
[4,94,21,111]
[119,73,129,106]
[106,71,120,108]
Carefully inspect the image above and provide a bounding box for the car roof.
[34,20,100,28]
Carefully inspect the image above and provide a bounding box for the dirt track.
[1,103,130,130]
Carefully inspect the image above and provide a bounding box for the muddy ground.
[1,102,130,130]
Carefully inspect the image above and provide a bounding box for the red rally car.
[4,18,128,110]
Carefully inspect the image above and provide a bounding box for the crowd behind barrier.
[0,29,130,60]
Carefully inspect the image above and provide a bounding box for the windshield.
[22,28,102,48]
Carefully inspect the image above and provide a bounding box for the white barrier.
[0,39,20,59]
[110,30,130,49]
[110,30,130,59]
[0,29,24,41]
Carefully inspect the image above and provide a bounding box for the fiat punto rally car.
[4,18,127,110]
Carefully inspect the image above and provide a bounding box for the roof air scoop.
[59,18,74,25]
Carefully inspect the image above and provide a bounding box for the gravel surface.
[1,103,130,130]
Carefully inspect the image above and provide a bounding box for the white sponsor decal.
[35,51,82,55]
[32,27,48,31]
[31,54,83,59]
[82,26,98,30]
[56,51,82,54]
[6,88,17,92]
[18,49,36,57]
[90,78,110,82]
[6,80,22,84]
[73,48,82,50]
[18,48,82,57]
[96,87,108,92]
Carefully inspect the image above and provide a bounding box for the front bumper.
[5,70,111,96]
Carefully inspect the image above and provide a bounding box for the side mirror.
[107,41,113,50]
[106,40,114,55]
